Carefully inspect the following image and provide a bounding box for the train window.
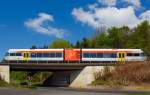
[127,53,139,56]
[97,53,103,58]
[31,53,37,57]
[127,53,132,56]
[49,53,55,57]
[103,54,111,58]
[10,53,12,56]
[119,53,122,58]
[122,53,125,58]
[90,53,96,58]
[134,53,139,56]
[56,53,62,57]
[83,53,89,58]
[16,53,22,56]
[10,53,16,56]
[37,53,43,57]
[111,54,117,58]
[43,53,49,57]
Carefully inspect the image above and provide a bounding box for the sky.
[0,0,150,60]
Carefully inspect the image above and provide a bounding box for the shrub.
[0,77,9,87]
[93,61,150,86]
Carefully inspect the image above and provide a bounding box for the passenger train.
[3,48,146,63]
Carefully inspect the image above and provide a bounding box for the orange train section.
[64,49,81,61]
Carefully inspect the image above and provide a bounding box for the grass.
[0,78,40,89]
[0,79,10,87]
[127,93,150,95]
[92,80,108,85]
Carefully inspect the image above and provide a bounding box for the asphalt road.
[0,87,149,95]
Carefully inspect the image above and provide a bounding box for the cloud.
[98,0,141,9]
[72,0,149,29]
[72,8,99,28]
[25,13,65,38]
[139,10,150,22]
[98,0,116,6]
[123,0,141,8]
[88,3,98,10]
[72,6,141,28]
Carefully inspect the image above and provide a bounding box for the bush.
[0,77,9,87]
[93,61,150,86]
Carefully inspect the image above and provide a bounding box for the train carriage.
[4,49,64,62]
[81,49,146,62]
[3,48,146,63]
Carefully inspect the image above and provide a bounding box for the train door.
[117,52,125,64]
[23,52,29,60]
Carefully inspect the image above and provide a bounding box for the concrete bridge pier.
[69,66,106,88]
[0,65,10,83]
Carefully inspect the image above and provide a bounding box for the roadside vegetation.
[0,77,9,87]
[92,61,150,87]
[127,94,150,95]
[9,71,52,88]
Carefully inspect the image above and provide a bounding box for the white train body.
[4,49,64,61]
[4,48,146,62]
[82,49,146,62]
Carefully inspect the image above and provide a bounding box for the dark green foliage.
[94,32,112,48]
[10,71,52,87]
[126,21,150,55]
[42,45,48,49]
[107,26,130,48]
[75,41,81,48]
[49,39,72,48]
[31,72,52,83]
[11,71,28,82]
[30,45,37,49]
[0,77,9,87]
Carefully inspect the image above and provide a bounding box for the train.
[3,48,146,63]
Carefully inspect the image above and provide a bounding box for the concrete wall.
[69,66,113,88]
[0,65,10,83]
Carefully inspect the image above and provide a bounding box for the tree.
[49,39,72,48]
[82,37,89,48]
[75,41,81,48]
[43,45,48,49]
[108,26,129,48]
[30,45,37,49]
[126,21,150,55]
[94,32,111,48]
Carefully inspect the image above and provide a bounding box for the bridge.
[0,62,118,87]
[0,62,116,70]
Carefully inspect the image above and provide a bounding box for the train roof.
[82,49,143,53]
[7,48,143,53]
[7,49,64,53]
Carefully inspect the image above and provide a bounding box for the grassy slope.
[93,61,150,88]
